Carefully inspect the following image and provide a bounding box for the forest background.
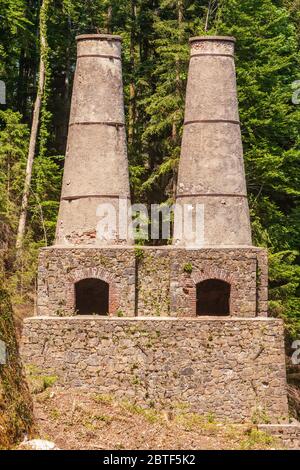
[0,0,299,339]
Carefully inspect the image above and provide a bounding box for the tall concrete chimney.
[174,36,252,247]
[55,34,132,246]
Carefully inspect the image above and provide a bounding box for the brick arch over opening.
[186,267,237,316]
[65,267,119,315]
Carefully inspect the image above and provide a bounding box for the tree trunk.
[205,0,211,32]
[16,0,48,251]
[172,0,184,198]
[172,0,183,147]
[205,0,219,32]
[106,5,112,33]
[128,0,137,147]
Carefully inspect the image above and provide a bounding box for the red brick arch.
[185,267,237,316]
[65,266,119,315]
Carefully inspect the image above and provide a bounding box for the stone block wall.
[133,247,268,317]
[168,247,268,317]
[258,424,300,449]
[136,248,171,316]
[37,246,268,317]
[37,247,136,316]
[21,317,288,423]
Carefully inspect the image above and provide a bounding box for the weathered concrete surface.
[56,34,132,246]
[36,246,267,317]
[21,317,289,423]
[174,36,252,247]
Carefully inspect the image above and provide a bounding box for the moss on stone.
[134,247,145,262]
[183,262,193,274]
[25,365,58,394]
[0,287,33,449]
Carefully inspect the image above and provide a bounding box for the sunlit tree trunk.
[205,0,219,32]
[106,5,112,33]
[16,0,49,252]
[172,0,184,197]
[128,0,137,147]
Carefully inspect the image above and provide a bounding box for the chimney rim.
[189,36,236,44]
[76,34,122,42]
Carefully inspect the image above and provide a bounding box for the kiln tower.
[56,34,132,246]
[174,36,252,247]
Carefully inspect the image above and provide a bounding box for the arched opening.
[196,279,230,316]
[75,278,109,315]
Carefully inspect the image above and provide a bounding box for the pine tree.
[141,1,201,203]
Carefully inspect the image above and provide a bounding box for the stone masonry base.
[37,246,268,317]
[21,316,289,423]
[258,424,300,449]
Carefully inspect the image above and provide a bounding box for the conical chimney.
[55,34,132,246]
[174,36,252,247]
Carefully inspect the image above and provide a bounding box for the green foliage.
[140,1,191,203]
[0,0,31,34]
[121,400,162,424]
[135,247,145,261]
[0,107,61,300]
[26,364,58,394]
[269,250,300,338]
[183,262,193,274]
[240,428,275,450]
[251,406,271,425]
[0,110,29,231]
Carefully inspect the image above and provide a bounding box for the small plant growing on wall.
[183,262,193,274]
[56,309,69,317]
[135,247,144,262]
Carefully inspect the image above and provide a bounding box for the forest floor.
[23,383,284,450]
